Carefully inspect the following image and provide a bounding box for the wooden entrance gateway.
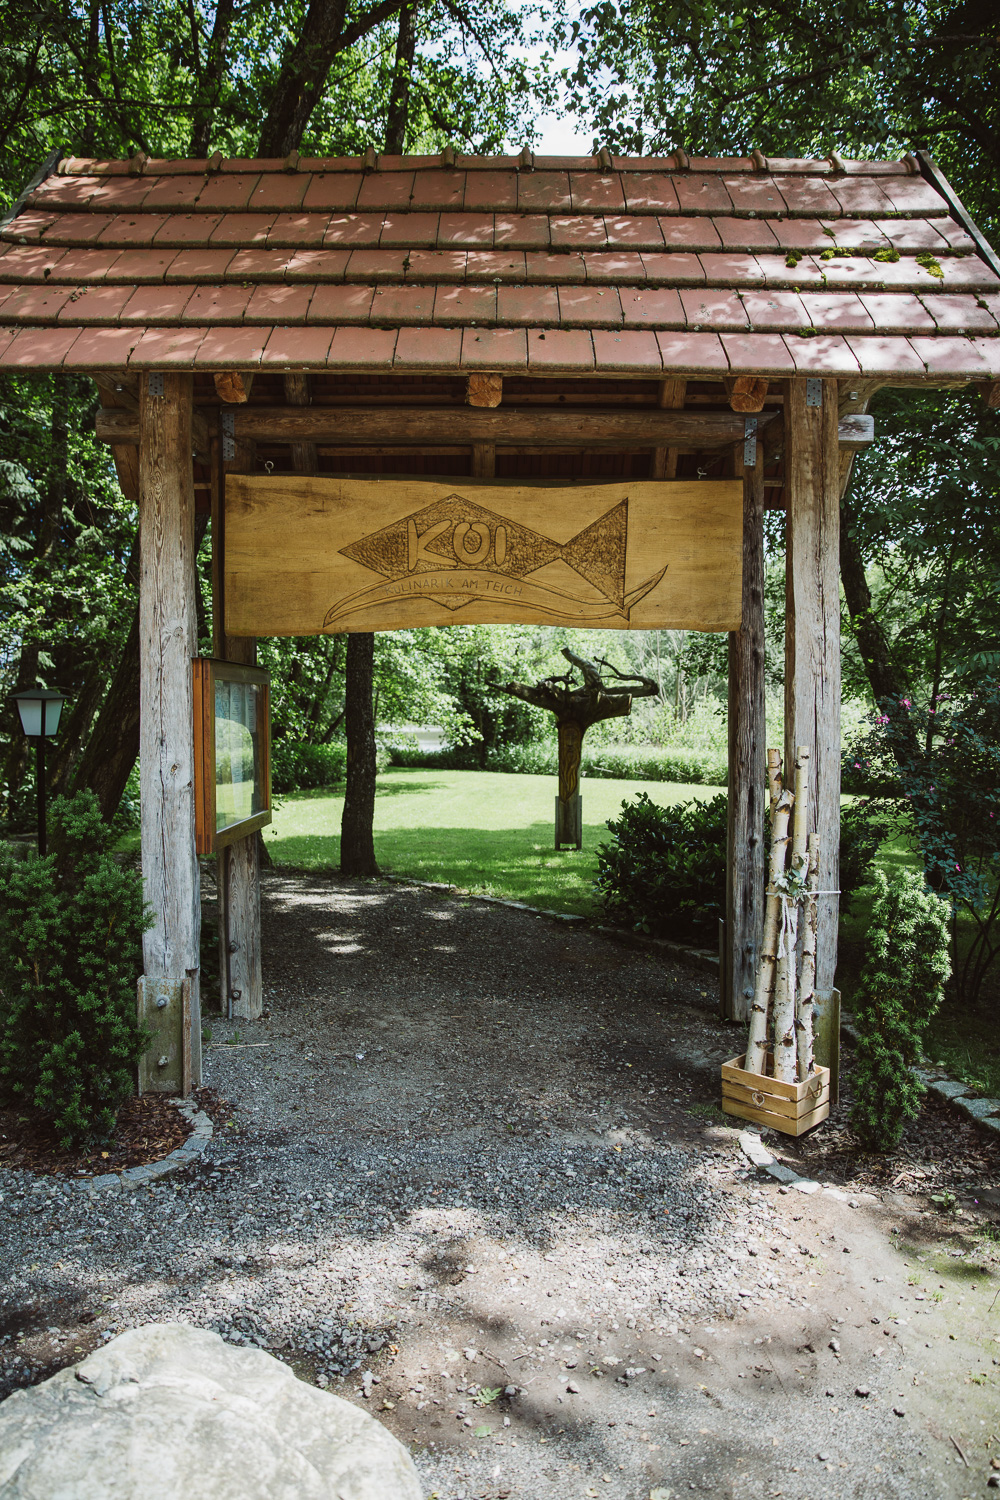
[1,147,997,1087]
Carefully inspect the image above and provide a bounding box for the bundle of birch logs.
[745,745,820,1084]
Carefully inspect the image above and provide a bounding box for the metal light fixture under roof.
[11,688,67,856]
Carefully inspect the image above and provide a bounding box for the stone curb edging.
[378,873,721,976]
[77,1098,214,1195]
[737,1130,858,1201]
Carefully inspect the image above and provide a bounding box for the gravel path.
[1,871,998,1499]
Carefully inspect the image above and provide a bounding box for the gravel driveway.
[1,871,997,1499]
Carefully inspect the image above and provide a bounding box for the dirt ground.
[1,870,999,1499]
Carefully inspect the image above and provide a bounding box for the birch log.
[796,831,820,1079]
[773,747,809,1082]
[746,782,793,1075]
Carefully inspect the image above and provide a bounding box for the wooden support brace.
[467,373,503,408]
[980,379,1000,409]
[727,376,769,413]
[284,373,318,474]
[784,376,841,1085]
[214,371,253,405]
[138,371,202,1089]
[651,377,686,478]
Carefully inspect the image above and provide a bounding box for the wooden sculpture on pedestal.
[501,648,658,849]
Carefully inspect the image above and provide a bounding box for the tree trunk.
[257,0,350,157]
[385,3,418,152]
[341,632,380,877]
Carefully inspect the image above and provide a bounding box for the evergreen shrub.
[595,792,729,944]
[0,791,151,1148]
[850,869,951,1152]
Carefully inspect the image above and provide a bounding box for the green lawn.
[266,767,723,917]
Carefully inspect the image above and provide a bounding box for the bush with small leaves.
[850,868,951,1152]
[0,791,152,1148]
[595,791,729,944]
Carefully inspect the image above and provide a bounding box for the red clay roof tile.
[369,285,433,323]
[844,335,927,374]
[857,292,937,333]
[721,332,795,374]
[583,251,646,283]
[712,217,780,251]
[464,249,527,282]
[380,212,442,248]
[520,251,586,283]
[85,178,156,211]
[906,335,993,376]
[433,284,498,324]
[346,249,412,281]
[153,213,225,246]
[592,328,662,372]
[407,249,473,281]
[526,327,595,370]
[493,213,550,248]
[655,219,722,251]
[393,325,463,368]
[698,253,765,286]
[57,284,136,323]
[120,285,196,322]
[462,171,519,212]
[127,326,208,366]
[459,326,528,370]
[247,175,307,211]
[550,216,608,249]
[969,337,1000,375]
[3,210,65,242]
[740,289,809,330]
[63,325,143,367]
[181,284,253,323]
[409,170,466,210]
[209,213,274,247]
[783,332,860,373]
[3,284,78,320]
[301,173,364,211]
[877,178,948,215]
[308,284,376,322]
[620,173,680,214]
[603,216,665,250]
[284,247,352,281]
[674,175,733,215]
[27,212,108,244]
[196,326,269,366]
[916,292,998,332]
[496,285,560,325]
[0,245,67,280]
[720,175,786,216]
[775,177,841,217]
[569,174,627,213]
[356,172,415,210]
[265,213,330,247]
[95,214,171,249]
[438,213,495,247]
[194,174,262,211]
[638,252,705,284]
[618,287,684,327]
[518,173,572,214]
[141,176,212,211]
[0,325,85,366]
[798,292,875,332]
[655,330,728,372]
[164,248,235,281]
[50,247,118,282]
[557,286,623,327]
[680,288,749,329]
[260,325,335,367]
[322,213,384,247]
[245,283,314,323]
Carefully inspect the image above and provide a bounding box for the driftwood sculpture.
[501,648,658,849]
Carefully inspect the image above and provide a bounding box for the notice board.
[224,476,742,636]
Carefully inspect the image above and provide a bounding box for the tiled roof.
[0,151,998,379]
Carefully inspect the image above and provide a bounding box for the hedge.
[388,740,727,786]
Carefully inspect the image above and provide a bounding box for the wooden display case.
[193,658,271,855]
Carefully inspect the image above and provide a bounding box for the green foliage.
[0,791,151,1147]
[595,791,729,944]
[839,801,895,913]
[850,869,951,1152]
[389,739,728,785]
[270,738,391,792]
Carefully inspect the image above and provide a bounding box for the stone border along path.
[75,1097,213,1196]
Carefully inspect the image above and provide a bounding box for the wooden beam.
[98,406,779,451]
[138,371,202,1088]
[214,371,253,405]
[467,373,503,408]
[284,373,318,474]
[784,376,841,1083]
[651,378,686,478]
[471,442,496,478]
[728,376,769,414]
[980,379,1000,410]
[724,442,767,1023]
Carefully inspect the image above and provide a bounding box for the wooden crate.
[721,1053,831,1137]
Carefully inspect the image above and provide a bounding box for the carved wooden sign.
[225,476,742,636]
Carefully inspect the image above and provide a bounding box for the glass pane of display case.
[193,659,271,853]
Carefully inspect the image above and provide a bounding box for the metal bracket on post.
[221,409,236,461]
[147,372,165,398]
[743,416,757,468]
[805,378,822,408]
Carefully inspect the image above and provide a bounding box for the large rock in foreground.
[0,1323,422,1499]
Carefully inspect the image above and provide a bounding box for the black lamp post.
[12,689,66,856]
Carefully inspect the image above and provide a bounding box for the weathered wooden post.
[138,372,202,1089]
[784,376,841,1082]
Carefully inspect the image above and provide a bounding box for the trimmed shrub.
[271,740,348,792]
[0,791,152,1148]
[388,741,727,786]
[595,791,729,944]
[850,869,951,1152]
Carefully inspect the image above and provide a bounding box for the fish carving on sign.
[322,493,666,630]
